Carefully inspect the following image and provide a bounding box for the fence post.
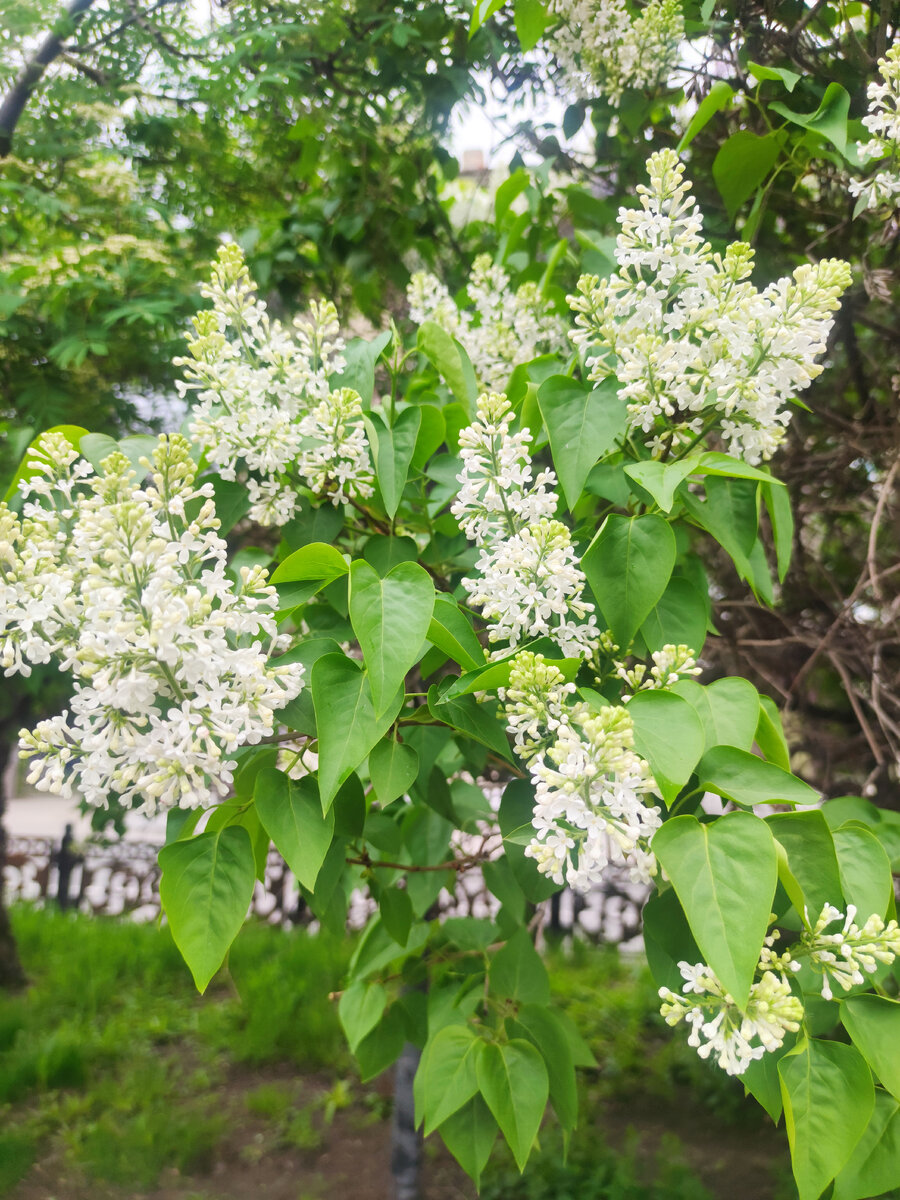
[55,824,79,910]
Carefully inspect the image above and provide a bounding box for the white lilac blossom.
[799,903,900,1001]
[502,652,661,891]
[849,46,900,213]
[615,642,701,697]
[452,392,599,658]
[569,150,852,464]
[408,254,567,392]
[659,958,803,1076]
[180,243,373,524]
[2,432,305,815]
[549,0,684,108]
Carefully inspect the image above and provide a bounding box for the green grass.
[544,941,753,1121]
[480,1130,712,1200]
[0,905,351,1194]
[0,905,763,1199]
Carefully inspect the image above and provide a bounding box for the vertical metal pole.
[390,1041,423,1200]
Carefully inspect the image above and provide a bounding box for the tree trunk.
[0,0,98,157]
[390,1041,423,1200]
[0,737,26,990]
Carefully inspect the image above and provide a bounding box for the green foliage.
[0,907,351,1193]
[653,813,777,1009]
[6,1,900,1193]
[480,1129,714,1200]
[158,825,257,993]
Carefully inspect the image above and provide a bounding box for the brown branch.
[830,651,886,766]
[0,0,97,157]
[257,731,312,746]
[866,452,900,606]
[345,851,490,874]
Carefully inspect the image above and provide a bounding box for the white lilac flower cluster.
[179,243,373,525]
[799,903,900,1001]
[660,903,900,1075]
[502,652,661,891]
[452,392,598,658]
[1,432,305,815]
[569,150,852,465]
[548,0,684,108]
[408,254,567,393]
[849,45,900,213]
[659,957,803,1077]
[614,642,701,697]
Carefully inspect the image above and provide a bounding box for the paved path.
[5,793,166,842]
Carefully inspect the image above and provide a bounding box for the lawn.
[0,906,796,1200]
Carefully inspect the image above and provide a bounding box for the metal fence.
[4,831,647,945]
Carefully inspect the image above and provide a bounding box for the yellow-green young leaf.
[427,593,485,672]
[832,823,894,922]
[369,738,418,805]
[833,1090,900,1200]
[841,996,900,1101]
[538,375,627,510]
[349,559,434,717]
[436,1094,497,1189]
[421,1024,484,1134]
[364,406,421,519]
[270,541,348,587]
[339,980,387,1054]
[627,690,705,804]
[624,456,701,512]
[311,654,404,809]
[779,1039,874,1200]
[254,768,334,891]
[476,1040,549,1172]
[582,514,676,651]
[697,746,819,808]
[768,810,842,919]
[652,811,777,1008]
[158,826,255,993]
[697,451,784,484]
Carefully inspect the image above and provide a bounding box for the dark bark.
[390,1041,423,1200]
[0,736,26,990]
[0,0,97,157]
